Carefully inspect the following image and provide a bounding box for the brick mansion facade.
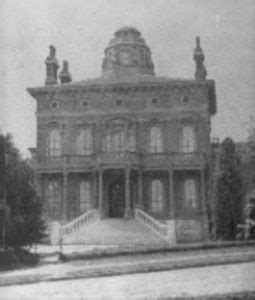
[28,27,217,243]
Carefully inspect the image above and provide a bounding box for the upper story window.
[76,128,93,155]
[113,130,125,151]
[184,178,197,209]
[128,131,136,152]
[181,126,196,153]
[50,101,60,110]
[151,98,159,105]
[81,101,89,109]
[115,99,122,106]
[151,179,164,212]
[181,96,189,104]
[150,126,163,153]
[79,180,91,213]
[49,129,62,156]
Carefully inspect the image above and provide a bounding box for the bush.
[0,248,39,271]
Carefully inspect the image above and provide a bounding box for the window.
[116,99,122,106]
[128,132,136,152]
[76,128,93,155]
[113,130,125,151]
[151,98,159,104]
[50,101,59,110]
[184,179,197,209]
[49,129,61,156]
[79,180,91,213]
[151,180,164,212]
[150,126,163,153]
[181,126,196,153]
[181,96,189,104]
[46,181,61,219]
[81,101,89,109]
[104,133,112,151]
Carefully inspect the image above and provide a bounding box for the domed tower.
[101,27,155,78]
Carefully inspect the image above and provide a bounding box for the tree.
[215,137,244,240]
[0,134,45,249]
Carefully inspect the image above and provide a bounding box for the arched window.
[76,128,93,155]
[49,129,61,156]
[151,179,164,212]
[79,180,91,213]
[113,130,125,151]
[181,126,196,153]
[46,181,61,219]
[128,131,136,152]
[103,133,112,151]
[150,126,163,153]
[184,179,197,209]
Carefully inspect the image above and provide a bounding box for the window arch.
[184,178,197,209]
[181,126,196,153]
[49,129,61,156]
[151,179,164,212]
[150,126,163,153]
[79,180,91,213]
[76,128,93,155]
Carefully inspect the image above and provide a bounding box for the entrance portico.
[97,168,136,219]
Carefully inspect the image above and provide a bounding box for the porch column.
[200,168,209,239]
[35,173,43,198]
[92,171,97,209]
[62,172,68,222]
[124,166,132,219]
[137,169,144,209]
[98,168,103,218]
[168,168,174,219]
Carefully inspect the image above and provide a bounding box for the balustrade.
[135,208,168,238]
[36,151,204,172]
[60,209,99,236]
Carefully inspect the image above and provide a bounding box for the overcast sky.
[0,0,255,156]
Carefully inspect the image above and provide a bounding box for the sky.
[0,0,255,156]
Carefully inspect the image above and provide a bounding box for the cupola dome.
[101,27,155,78]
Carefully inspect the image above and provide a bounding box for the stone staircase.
[62,218,167,245]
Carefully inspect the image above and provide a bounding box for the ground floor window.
[46,180,61,220]
[79,180,91,213]
[184,178,197,209]
[151,179,164,212]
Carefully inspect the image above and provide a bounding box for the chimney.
[59,60,72,84]
[45,45,59,85]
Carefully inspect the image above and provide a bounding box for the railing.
[36,151,205,171]
[135,208,168,239]
[142,153,169,166]
[172,152,204,167]
[60,209,99,236]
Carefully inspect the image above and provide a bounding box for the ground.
[0,262,255,299]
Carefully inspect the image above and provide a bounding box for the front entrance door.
[109,178,125,218]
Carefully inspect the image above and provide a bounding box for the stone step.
[62,219,166,245]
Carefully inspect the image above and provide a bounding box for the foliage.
[0,134,45,250]
[216,138,244,240]
[0,248,39,271]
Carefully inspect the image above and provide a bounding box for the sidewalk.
[0,245,255,287]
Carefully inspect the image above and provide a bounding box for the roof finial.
[193,37,207,80]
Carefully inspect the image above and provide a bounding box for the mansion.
[28,27,217,244]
